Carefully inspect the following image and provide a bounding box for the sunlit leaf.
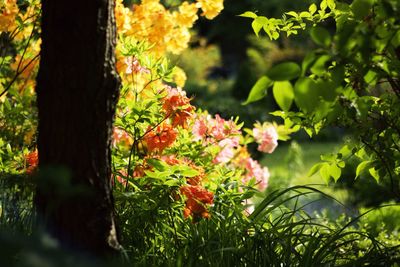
[356,160,372,178]
[242,76,272,105]
[272,81,294,111]
[266,62,301,81]
[238,11,258,19]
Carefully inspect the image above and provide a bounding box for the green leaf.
[238,11,258,19]
[301,52,316,76]
[351,0,373,19]
[308,162,325,177]
[178,166,200,177]
[356,160,372,178]
[6,143,12,154]
[252,16,268,37]
[391,30,400,47]
[329,163,341,182]
[309,4,317,15]
[266,62,301,81]
[310,27,331,47]
[251,20,262,37]
[146,158,168,171]
[164,179,180,187]
[272,81,294,111]
[242,76,272,105]
[327,0,336,10]
[339,144,352,157]
[144,170,173,179]
[319,163,331,184]
[299,12,311,18]
[369,167,379,183]
[285,11,298,18]
[310,55,331,75]
[320,0,328,11]
[294,77,320,113]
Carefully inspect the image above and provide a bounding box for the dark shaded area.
[35,0,121,256]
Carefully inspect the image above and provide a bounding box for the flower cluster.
[191,113,274,191]
[239,157,270,191]
[196,0,224,19]
[180,185,214,220]
[115,0,224,56]
[124,56,150,75]
[0,0,18,33]
[25,150,38,174]
[193,114,241,163]
[12,0,282,224]
[252,122,278,153]
[143,123,178,153]
[162,86,194,128]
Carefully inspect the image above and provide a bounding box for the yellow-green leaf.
[369,167,379,183]
[329,163,341,182]
[242,76,273,105]
[309,4,317,15]
[238,11,258,19]
[356,160,372,178]
[272,81,294,111]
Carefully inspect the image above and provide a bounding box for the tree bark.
[35,0,121,256]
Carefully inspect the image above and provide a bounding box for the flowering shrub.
[0,0,286,224]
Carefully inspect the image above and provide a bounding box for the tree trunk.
[35,0,120,256]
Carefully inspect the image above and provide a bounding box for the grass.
[261,140,349,205]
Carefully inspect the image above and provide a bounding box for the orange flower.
[25,150,38,174]
[180,185,213,220]
[162,86,194,128]
[144,123,177,153]
[160,154,181,165]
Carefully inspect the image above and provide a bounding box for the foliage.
[1,0,400,265]
[242,0,400,200]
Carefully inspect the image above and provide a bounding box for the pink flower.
[192,114,242,143]
[125,56,150,74]
[192,117,208,141]
[242,158,270,191]
[113,127,132,146]
[210,114,226,140]
[213,137,239,164]
[253,123,278,154]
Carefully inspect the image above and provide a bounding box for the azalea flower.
[253,122,278,154]
[192,116,208,141]
[242,158,270,191]
[124,56,150,75]
[162,86,194,128]
[25,150,38,174]
[192,113,241,142]
[180,185,213,220]
[196,0,224,20]
[213,137,240,164]
[144,123,177,153]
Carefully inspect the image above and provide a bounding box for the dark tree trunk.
[35,0,121,256]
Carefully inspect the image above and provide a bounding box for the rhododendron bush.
[0,0,288,227]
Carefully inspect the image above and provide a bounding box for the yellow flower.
[173,2,198,28]
[196,0,224,20]
[172,66,187,88]
[115,0,131,34]
[0,0,19,33]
